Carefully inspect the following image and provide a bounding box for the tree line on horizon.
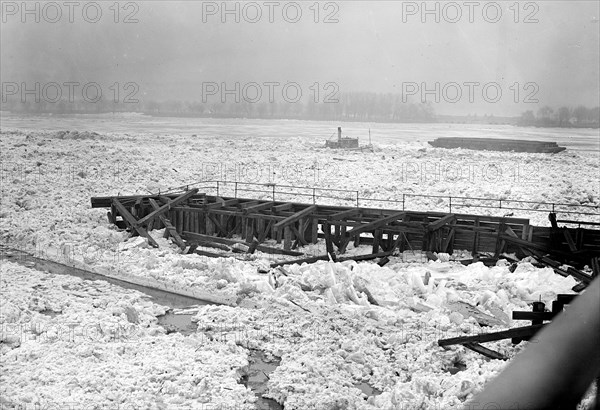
[518,105,600,128]
[2,92,599,128]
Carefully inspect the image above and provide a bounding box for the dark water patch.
[242,349,284,410]
[157,311,197,336]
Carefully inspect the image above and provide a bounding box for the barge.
[428,137,566,153]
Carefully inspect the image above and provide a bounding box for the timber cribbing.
[91,190,600,282]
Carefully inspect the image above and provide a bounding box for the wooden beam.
[205,198,239,210]
[328,208,360,221]
[563,229,578,252]
[512,311,558,321]
[242,201,274,214]
[274,205,318,230]
[464,343,507,360]
[148,198,186,250]
[346,212,406,236]
[112,199,159,248]
[136,189,199,227]
[337,251,393,262]
[181,231,303,256]
[270,254,330,267]
[438,324,545,347]
[428,214,456,231]
[273,203,293,213]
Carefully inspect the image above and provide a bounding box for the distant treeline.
[518,106,600,128]
[3,95,599,128]
[1,92,435,122]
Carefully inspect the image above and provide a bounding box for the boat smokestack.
[338,127,342,142]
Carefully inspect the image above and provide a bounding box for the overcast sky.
[1,1,599,115]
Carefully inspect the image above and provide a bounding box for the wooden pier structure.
[91,189,600,283]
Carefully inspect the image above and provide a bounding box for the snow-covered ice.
[1,119,598,409]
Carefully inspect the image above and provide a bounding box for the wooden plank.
[257,220,273,243]
[273,203,293,213]
[337,251,393,262]
[472,217,480,256]
[438,324,545,347]
[428,214,456,231]
[512,311,558,321]
[283,226,292,250]
[289,224,308,247]
[563,229,578,252]
[205,198,239,210]
[270,254,330,267]
[328,208,361,221]
[148,198,186,250]
[181,231,303,256]
[112,199,159,248]
[372,229,382,253]
[189,240,231,252]
[346,212,406,236]
[464,343,507,360]
[242,201,274,214]
[136,189,199,227]
[274,205,318,230]
[245,218,254,243]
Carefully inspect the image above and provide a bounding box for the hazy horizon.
[1,1,599,116]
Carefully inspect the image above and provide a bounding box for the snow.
[1,119,598,409]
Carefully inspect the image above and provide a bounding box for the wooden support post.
[563,229,577,252]
[283,226,292,251]
[206,214,215,235]
[372,229,382,254]
[177,210,183,234]
[472,217,480,256]
[148,198,186,250]
[245,218,254,243]
[112,199,159,248]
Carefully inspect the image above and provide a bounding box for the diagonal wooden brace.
[112,198,159,248]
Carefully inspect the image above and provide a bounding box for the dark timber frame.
[93,192,600,278]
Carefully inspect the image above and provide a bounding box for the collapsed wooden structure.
[438,294,578,360]
[91,189,600,282]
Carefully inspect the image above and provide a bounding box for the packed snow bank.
[0,262,256,409]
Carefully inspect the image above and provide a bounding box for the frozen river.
[1,112,598,151]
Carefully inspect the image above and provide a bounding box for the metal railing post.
[216,181,220,197]
[449,196,452,213]
[234,182,238,198]
[313,188,316,204]
[402,194,405,211]
[273,184,276,202]
[356,191,359,208]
